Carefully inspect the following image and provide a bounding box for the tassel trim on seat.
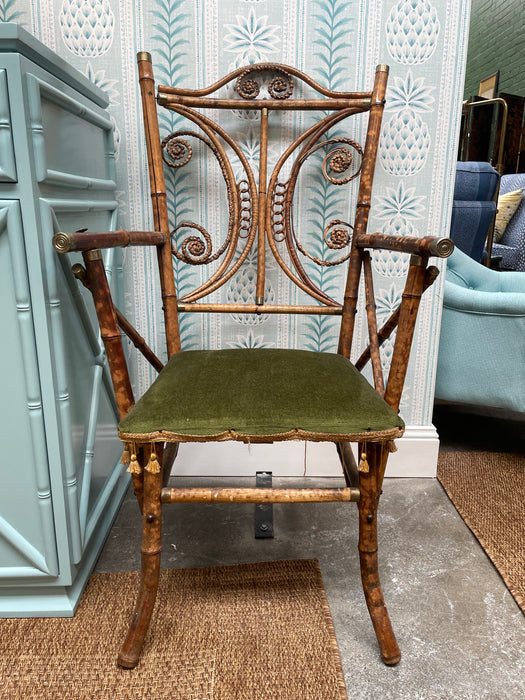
[145,444,161,474]
[128,451,142,475]
[120,444,130,466]
[358,451,370,473]
[121,442,142,475]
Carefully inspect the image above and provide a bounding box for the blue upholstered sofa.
[491,173,525,271]
[435,248,525,413]
[449,162,499,263]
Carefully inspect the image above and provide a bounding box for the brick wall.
[464,0,525,99]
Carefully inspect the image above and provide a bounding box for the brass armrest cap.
[53,232,74,253]
[432,238,454,258]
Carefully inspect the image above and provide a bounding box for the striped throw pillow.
[494,188,523,242]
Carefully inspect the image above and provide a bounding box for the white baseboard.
[382,425,440,477]
[171,425,440,478]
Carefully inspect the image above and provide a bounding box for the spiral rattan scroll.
[159,64,369,305]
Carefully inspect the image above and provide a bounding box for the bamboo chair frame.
[53,54,453,669]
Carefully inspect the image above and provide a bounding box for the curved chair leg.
[118,463,163,668]
[358,443,401,665]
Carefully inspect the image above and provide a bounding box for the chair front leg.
[118,458,163,668]
[358,442,401,665]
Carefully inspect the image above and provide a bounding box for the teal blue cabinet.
[0,24,128,615]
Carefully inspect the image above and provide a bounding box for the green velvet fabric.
[118,349,404,439]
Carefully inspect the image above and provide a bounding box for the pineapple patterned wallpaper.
[3,0,470,428]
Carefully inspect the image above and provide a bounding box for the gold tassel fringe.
[127,444,141,475]
[145,445,161,474]
[120,444,130,465]
[358,450,369,473]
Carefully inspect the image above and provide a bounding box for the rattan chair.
[53,54,453,669]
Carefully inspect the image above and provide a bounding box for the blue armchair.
[449,162,499,262]
[435,248,525,413]
[492,173,525,271]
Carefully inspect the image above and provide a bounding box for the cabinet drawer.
[0,69,17,182]
[26,74,115,190]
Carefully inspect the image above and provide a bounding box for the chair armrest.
[355,232,454,258]
[53,228,166,253]
[55,230,166,376]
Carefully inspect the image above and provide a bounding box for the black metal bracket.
[254,471,274,538]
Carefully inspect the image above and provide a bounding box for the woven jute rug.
[0,559,347,700]
[438,452,525,613]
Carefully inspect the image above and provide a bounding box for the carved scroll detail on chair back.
[155,62,375,311]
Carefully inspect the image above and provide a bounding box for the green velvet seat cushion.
[118,348,404,442]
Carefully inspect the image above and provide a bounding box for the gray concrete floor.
[95,405,525,699]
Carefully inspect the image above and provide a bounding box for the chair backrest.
[137,54,388,361]
[52,55,452,421]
